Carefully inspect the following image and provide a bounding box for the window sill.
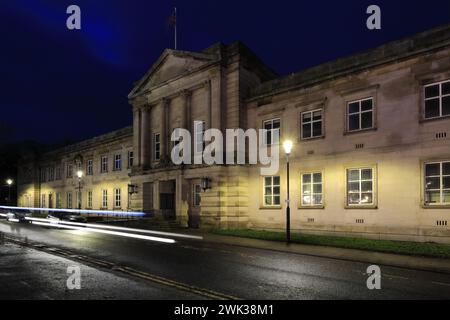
[298,205,325,210]
[422,204,450,209]
[259,206,282,210]
[344,127,377,136]
[298,136,325,143]
[419,115,450,124]
[345,205,378,210]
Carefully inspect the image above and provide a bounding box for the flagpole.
[174,7,177,50]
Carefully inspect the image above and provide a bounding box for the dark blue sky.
[1,0,449,144]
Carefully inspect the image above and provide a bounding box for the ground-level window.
[301,110,323,139]
[76,191,82,209]
[154,133,161,161]
[424,161,450,205]
[347,98,374,132]
[424,80,450,119]
[102,189,108,208]
[264,176,281,206]
[347,168,374,206]
[87,190,93,209]
[56,192,61,209]
[66,192,72,209]
[263,119,281,145]
[114,188,121,208]
[193,184,201,207]
[301,172,323,206]
[41,194,46,208]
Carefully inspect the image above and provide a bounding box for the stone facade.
[17,24,450,243]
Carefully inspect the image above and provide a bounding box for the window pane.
[264,187,272,196]
[273,187,280,196]
[313,195,323,205]
[348,170,360,181]
[426,177,440,190]
[273,196,281,205]
[361,181,373,193]
[425,99,440,118]
[302,195,312,205]
[348,102,359,114]
[348,114,359,131]
[444,191,450,203]
[303,184,311,194]
[361,193,373,204]
[443,177,450,189]
[313,111,322,121]
[425,191,440,204]
[273,176,280,185]
[443,162,450,175]
[361,99,373,111]
[273,120,280,129]
[302,124,311,139]
[348,193,360,204]
[443,82,450,95]
[312,122,322,137]
[425,163,440,176]
[348,182,360,192]
[264,177,271,186]
[264,196,272,206]
[265,130,271,145]
[313,173,322,183]
[361,169,372,180]
[442,96,450,116]
[425,85,439,98]
[361,112,373,129]
[302,174,311,183]
[313,184,322,194]
[302,112,312,122]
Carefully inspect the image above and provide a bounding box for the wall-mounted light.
[201,177,212,192]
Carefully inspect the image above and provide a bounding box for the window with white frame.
[424,80,450,119]
[101,156,108,173]
[41,194,46,208]
[87,190,93,208]
[424,161,450,205]
[263,119,281,145]
[114,188,121,208]
[193,184,201,207]
[102,189,108,208]
[56,192,61,209]
[114,154,122,171]
[128,151,134,168]
[66,192,72,209]
[55,166,61,180]
[301,110,323,139]
[264,176,281,206]
[194,121,206,153]
[347,98,374,132]
[66,164,73,178]
[86,159,93,176]
[153,133,161,161]
[301,172,323,206]
[347,168,374,206]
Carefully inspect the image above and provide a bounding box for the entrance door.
[159,180,176,220]
[188,181,202,228]
[48,194,53,209]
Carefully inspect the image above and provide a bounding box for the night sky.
[1,0,449,145]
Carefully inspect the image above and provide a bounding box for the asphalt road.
[1,220,450,300]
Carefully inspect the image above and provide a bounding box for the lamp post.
[283,140,293,244]
[6,179,13,205]
[76,170,83,210]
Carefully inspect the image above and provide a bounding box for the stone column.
[132,106,141,167]
[140,105,151,168]
[181,90,192,131]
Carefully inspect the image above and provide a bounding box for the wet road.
[1,220,450,300]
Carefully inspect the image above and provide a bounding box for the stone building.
[18,24,450,243]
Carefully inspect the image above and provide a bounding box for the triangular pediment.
[129,49,217,99]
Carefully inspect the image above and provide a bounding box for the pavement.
[1,220,450,300]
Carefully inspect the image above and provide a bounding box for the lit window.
[102,189,108,208]
[301,172,323,206]
[114,188,121,208]
[264,176,281,206]
[154,133,161,161]
[424,161,450,205]
[301,110,323,139]
[424,80,450,119]
[263,119,280,145]
[56,192,61,209]
[193,184,201,207]
[114,154,122,171]
[347,168,374,206]
[347,98,374,132]
[87,190,93,208]
[101,156,108,173]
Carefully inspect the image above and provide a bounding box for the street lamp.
[76,170,83,210]
[283,140,293,243]
[6,179,13,206]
